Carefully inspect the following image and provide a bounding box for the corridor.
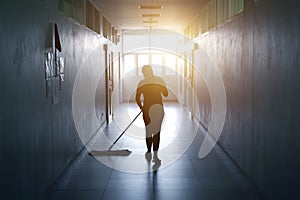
[1,0,300,199]
[46,103,260,200]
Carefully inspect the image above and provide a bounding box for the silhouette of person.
[136,65,168,163]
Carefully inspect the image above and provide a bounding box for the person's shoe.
[152,157,161,163]
[145,152,152,162]
[152,151,161,163]
[152,160,161,171]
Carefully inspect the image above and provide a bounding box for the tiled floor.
[47,103,262,200]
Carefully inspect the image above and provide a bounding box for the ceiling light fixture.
[141,14,161,17]
[143,20,159,23]
[139,5,163,9]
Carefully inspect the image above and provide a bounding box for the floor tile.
[203,189,255,200]
[200,177,240,189]
[102,189,153,200]
[60,178,109,190]
[47,190,103,200]
[46,103,262,200]
[154,189,206,200]
[106,178,153,190]
[155,177,202,190]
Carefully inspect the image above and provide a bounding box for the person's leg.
[152,106,164,163]
[145,136,152,162]
[146,136,152,152]
[153,132,161,162]
[143,110,152,152]
[153,132,160,151]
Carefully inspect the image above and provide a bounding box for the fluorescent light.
[141,14,161,17]
[143,20,159,23]
[139,5,163,9]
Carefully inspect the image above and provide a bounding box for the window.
[85,0,101,34]
[209,0,217,30]
[124,52,179,77]
[229,0,244,17]
[192,16,200,39]
[218,0,230,24]
[178,57,184,93]
[103,17,108,38]
[74,0,85,24]
[59,0,73,18]
[137,54,149,76]
[112,27,115,43]
[124,55,136,75]
[201,6,209,34]
[103,16,112,40]
[86,0,94,30]
[107,21,112,40]
[184,27,189,44]
[223,0,229,22]
[165,54,176,75]
[151,54,163,75]
[59,0,85,24]
[199,0,244,35]
[93,8,100,34]
[59,0,101,34]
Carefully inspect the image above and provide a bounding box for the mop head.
[89,149,132,156]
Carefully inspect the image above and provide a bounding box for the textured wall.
[252,0,300,198]
[195,0,300,199]
[0,0,106,199]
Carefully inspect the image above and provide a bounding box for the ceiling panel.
[92,0,206,31]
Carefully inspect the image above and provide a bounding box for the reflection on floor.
[46,103,262,200]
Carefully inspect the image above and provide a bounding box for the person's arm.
[135,86,143,110]
[161,79,168,97]
[162,85,168,97]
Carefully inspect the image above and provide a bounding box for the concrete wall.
[195,0,300,199]
[0,0,107,199]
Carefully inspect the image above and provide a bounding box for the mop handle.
[108,110,142,151]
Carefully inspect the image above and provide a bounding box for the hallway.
[1,0,300,199]
[47,103,260,200]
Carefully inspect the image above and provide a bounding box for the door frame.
[104,44,114,124]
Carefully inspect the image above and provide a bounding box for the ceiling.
[92,0,207,32]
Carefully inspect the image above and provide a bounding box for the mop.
[90,110,142,156]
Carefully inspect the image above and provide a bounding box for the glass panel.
[86,0,94,30]
[103,16,108,38]
[107,21,112,41]
[94,8,100,34]
[224,0,229,21]
[229,0,244,17]
[74,0,84,24]
[124,54,136,75]
[209,0,217,29]
[138,54,149,76]
[151,54,163,76]
[218,0,224,24]
[59,0,73,18]
[192,16,200,38]
[178,57,184,93]
[165,54,176,75]
[202,6,209,33]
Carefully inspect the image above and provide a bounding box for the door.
[185,52,193,117]
[104,45,114,124]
